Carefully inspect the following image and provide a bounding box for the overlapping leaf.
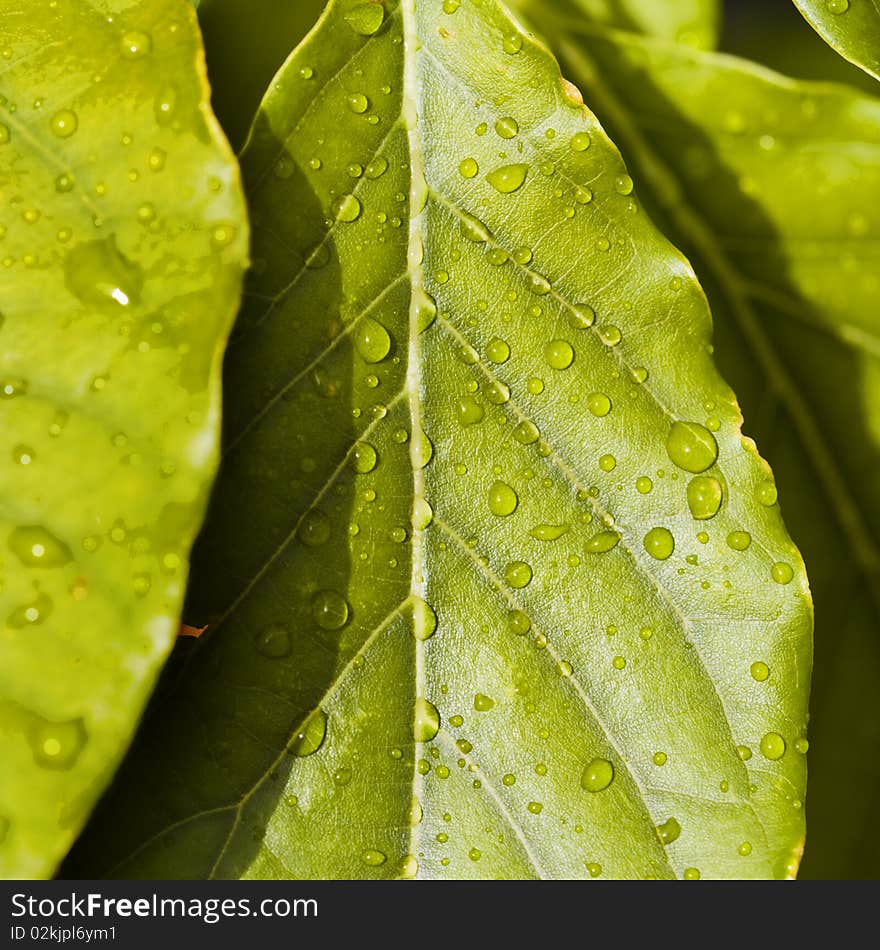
[793,0,880,81]
[0,0,247,877]
[513,0,880,876]
[67,0,810,880]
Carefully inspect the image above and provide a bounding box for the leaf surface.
[68,0,810,880]
[0,0,247,877]
[512,2,880,876]
[549,0,720,48]
[792,0,880,81]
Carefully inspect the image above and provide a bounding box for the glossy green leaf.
[792,0,880,81]
[515,3,880,876]
[0,0,247,877]
[193,0,327,150]
[546,0,720,49]
[67,0,810,880]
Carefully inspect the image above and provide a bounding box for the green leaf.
[194,0,327,150]
[67,0,810,880]
[543,0,720,49]
[514,5,880,876]
[0,0,247,877]
[792,0,880,81]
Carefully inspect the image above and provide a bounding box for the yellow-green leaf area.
[793,0,880,81]
[0,0,247,877]
[67,0,809,881]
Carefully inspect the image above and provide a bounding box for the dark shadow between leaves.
[63,115,358,879]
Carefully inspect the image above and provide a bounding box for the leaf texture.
[792,0,880,81]
[511,1,880,876]
[0,0,247,877]
[67,0,810,880]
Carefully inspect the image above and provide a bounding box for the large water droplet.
[414,697,440,741]
[643,527,674,560]
[687,475,723,520]
[666,421,718,473]
[504,560,532,588]
[544,340,574,370]
[64,236,143,311]
[771,561,794,584]
[580,757,614,792]
[488,480,518,517]
[410,596,437,640]
[657,816,681,845]
[587,393,611,417]
[333,193,362,221]
[9,525,72,567]
[344,2,386,34]
[459,210,491,243]
[586,530,619,553]
[352,442,378,473]
[760,731,786,760]
[354,317,391,363]
[486,163,528,194]
[289,710,327,756]
[312,589,350,630]
[726,530,751,551]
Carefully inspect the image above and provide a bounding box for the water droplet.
[529,523,569,541]
[598,325,621,346]
[795,737,809,754]
[737,745,752,761]
[587,393,611,417]
[456,396,484,426]
[345,2,386,34]
[299,509,330,546]
[508,610,531,635]
[30,717,87,770]
[757,480,778,506]
[9,525,71,567]
[502,772,516,786]
[410,596,437,641]
[586,530,619,553]
[750,661,770,682]
[488,481,518,517]
[474,693,495,712]
[354,317,391,362]
[666,421,718,473]
[352,441,378,473]
[312,589,350,630]
[827,0,849,12]
[333,766,353,786]
[254,624,292,658]
[653,752,667,766]
[443,0,460,11]
[581,757,614,792]
[726,530,751,551]
[8,591,53,628]
[503,32,523,54]
[458,157,478,178]
[414,697,440,741]
[636,476,653,494]
[486,163,528,194]
[687,475,723,520]
[64,236,143,311]
[50,109,78,138]
[120,30,152,58]
[599,454,616,472]
[738,841,753,856]
[289,710,327,756]
[657,816,681,845]
[459,210,491,243]
[505,560,532,588]
[760,732,786,760]
[683,867,700,880]
[333,193,362,222]
[415,289,437,331]
[361,848,387,866]
[412,497,433,530]
[468,847,482,861]
[570,131,591,151]
[0,123,9,145]
[545,340,574,369]
[643,527,674,560]
[486,337,510,363]
[614,174,634,195]
[411,432,433,469]
[526,801,543,815]
[771,561,794,584]
[513,420,539,444]
[586,862,602,877]
[495,116,519,138]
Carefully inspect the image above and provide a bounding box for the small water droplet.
[456,396,484,426]
[760,731,786,760]
[586,530,619,553]
[508,610,531,635]
[738,841,752,856]
[544,340,574,370]
[827,0,850,12]
[474,693,495,712]
[513,420,539,444]
[9,525,71,567]
[120,30,152,58]
[757,480,778,506]
[332,193,362,221]
[486,337,510,363]
[458,157,478,178]
[352,441,378,473]
[750,661,770,682]
[30,717,87,770]
[299,509,331,546]
[614,174,634,195]
[361,848,387,866]
[653,752,667,766]
[570,131,591,151]
[64,236,143,311]
[529,523,569,541]
[50,109,78,138]
[771,561,794,584]
[581,757,614,792]
[503,32,523,54]
[727,530,751,551]
[495,116,519,138]
[587,393,611,417]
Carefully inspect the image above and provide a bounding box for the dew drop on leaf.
[504,560,532,588]
[760,732,786,760]
[120,30,152,59]
[254,624,292,658]
[458,157,478,178]
[473,693,495,712]
[726,530,751,551]
[657,816,681,845]
[8,525,72,568]
[311,589,350,630]
[580,757,614,792]
[570,131,591,151]
[410,596,437,641]
[50,109,78,138]
[360,848,387,866]
[666,420,718,473]
[586,530,620,553]
[289,710,327,757]
[643,527,674,560]
[456,396,484,426]
[587,393,611,417]
[771,561,794,584]
[486,163,528,193]
[354,316,392,363]
[30,717,87,770]
[352,441,378,473]
[414,697,440,741]
[344,3,386,35]
[687,475,723,519]
[750,661,770,682]
[544,340,574,369]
